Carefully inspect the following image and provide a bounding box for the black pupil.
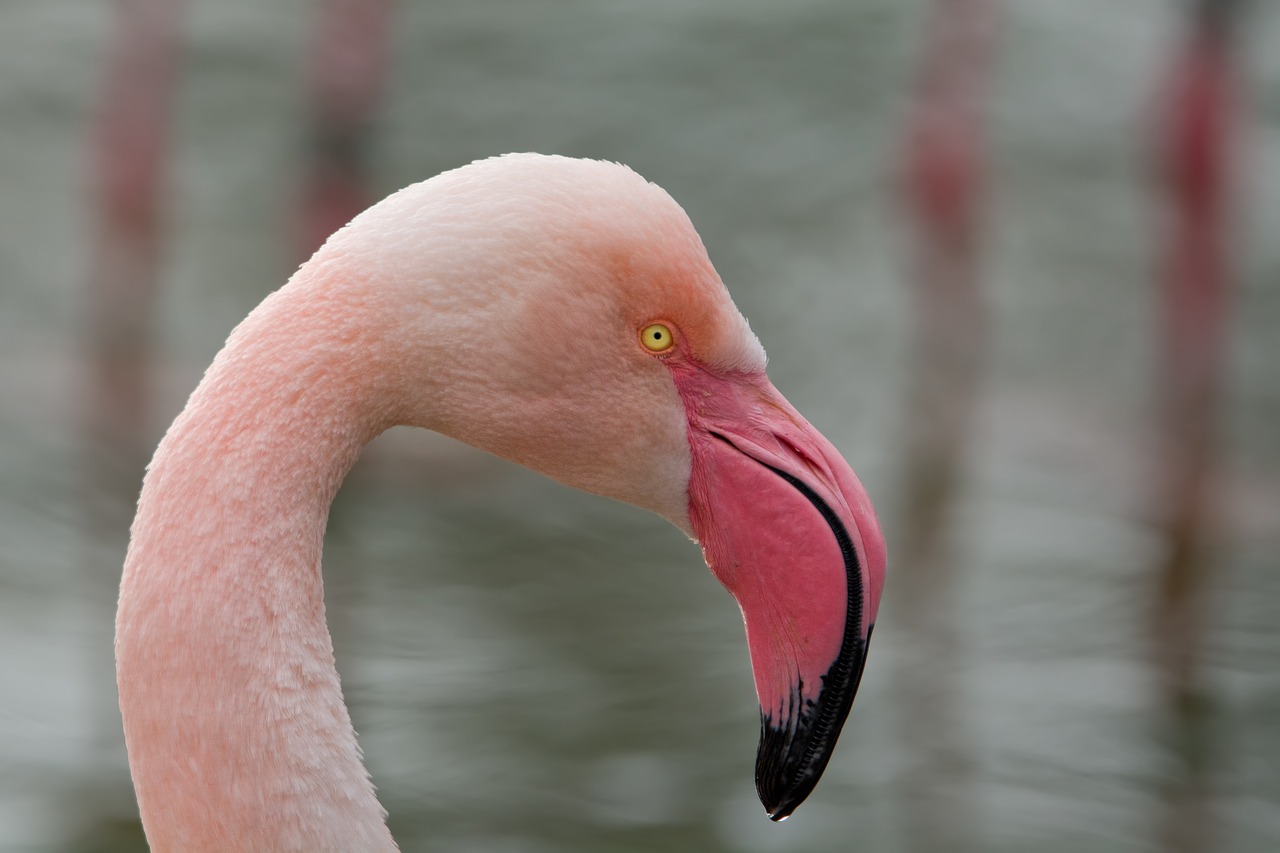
[653,331,662,339]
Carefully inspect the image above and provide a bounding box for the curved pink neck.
[116,284,398,852]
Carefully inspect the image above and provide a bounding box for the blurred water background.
[1,1,1278,851]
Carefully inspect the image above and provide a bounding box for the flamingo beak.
[671,365,885,820]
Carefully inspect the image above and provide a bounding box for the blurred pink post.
[295,0,395,260]
[1150,2,1242,850]
[893,1,999,850]
[83,0,182,475]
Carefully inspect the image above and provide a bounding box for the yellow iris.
[640,323,674,353]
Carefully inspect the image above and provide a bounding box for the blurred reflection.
[1148,1,1244,850]
[891,2,998,851]
[82,0,179,474]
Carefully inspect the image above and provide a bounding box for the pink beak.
[669,362,886,820]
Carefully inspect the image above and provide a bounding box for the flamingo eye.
[640,323,675,353]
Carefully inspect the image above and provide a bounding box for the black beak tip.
[752,626,875,824]
[758,770,819,823]
[765,797,801,822]
[755,721,826,822]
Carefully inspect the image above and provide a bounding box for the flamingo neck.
[116,283,398,852]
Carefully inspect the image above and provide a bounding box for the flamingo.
[116,153,887,851]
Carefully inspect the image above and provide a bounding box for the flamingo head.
[321,154,887,819]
